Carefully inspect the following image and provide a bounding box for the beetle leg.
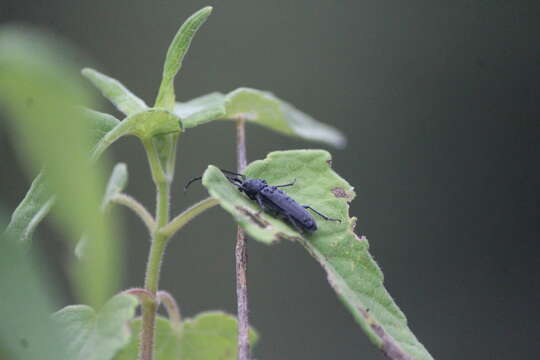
[274,179,296,188]
[303,205,341,223]
[286,214,305,233]
[254,193,269,215]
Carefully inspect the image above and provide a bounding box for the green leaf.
[82,68,147,116]
[83,108,121,145]
[114,312,258,360]
[76,163,128,259]
[176,88,346,148]
[4,173,54,244]
[203,166,299,244]
[155,6,213,109]
[4,110,120,244]
[91,109,181,160]
[0,220,67,360]
[202,150,433,360]
[179,312,258,360]
[102,163,128,210]
[0,27,120,307]
[113,317,181,360]
[53,294,138,360]
[174,92,226,127]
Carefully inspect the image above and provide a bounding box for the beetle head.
[241,178,267,197]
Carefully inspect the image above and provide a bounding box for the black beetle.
[185,169,341,233]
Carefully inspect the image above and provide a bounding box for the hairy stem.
[157,290,182,329]
[139,301,157,360]
[159,197,219,238]
[165,134,178,177]
[112,193,156,235]
[139,137,174,360]
[123,287,155,303]
[235,118,250,360]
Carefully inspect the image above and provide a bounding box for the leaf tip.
[81,67,94,77]
[115,162,128,174]
[201,6,213,14]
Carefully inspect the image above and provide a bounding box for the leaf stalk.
[111,193,156,235]
[159,197,219,238]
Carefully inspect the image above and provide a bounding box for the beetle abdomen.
[260,186,317,232]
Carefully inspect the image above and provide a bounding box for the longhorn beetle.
[185,169,341,233]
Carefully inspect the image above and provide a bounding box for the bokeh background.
[1,1,539,359]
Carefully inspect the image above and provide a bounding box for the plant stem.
[139,301,157,360]
[112,193,156,235]
[159,197,219,238]
[139,137,173,360]
[123,287,155,303]
[144,230,168,294]
[157,290,182,329]
[235,118,250,360]
[165,134,178,177]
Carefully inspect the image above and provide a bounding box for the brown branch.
[235,118,250,360]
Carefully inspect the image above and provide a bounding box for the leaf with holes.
[202,150,433,360]
[114,312,258,360]
[175,88,345,148]
[53,294,138,360]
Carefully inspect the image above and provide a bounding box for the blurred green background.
[1,1,539,359]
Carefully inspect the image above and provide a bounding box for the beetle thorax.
[242,178,267,196]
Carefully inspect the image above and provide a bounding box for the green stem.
[165,134,178,177]
[159,197,219,238]
[144,231,168,294]
[157,290,182,329]
[143,138,169,186]
[139,137,174,360]
[111,193,156,235]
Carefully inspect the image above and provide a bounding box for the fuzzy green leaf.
[82,68,147,116]
[0,221,67,360]
[91,109,181,160]
[114,312,258,360]
[4,173,54,244]
[202,150,433,360]
[53,294,138,360]
[203,166,299,244]
[102,163,128,210]
[174,92,226,127]
[75,163,128,259]
[0,27,120,307]
[4,110,120,244]
[155,6,213,109]
[113,317,181,360]
[180,312,258,360]
[176,88,345,148]
[83,108,121,145]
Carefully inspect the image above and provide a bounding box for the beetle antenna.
[219,168,246,179]
[226,176,244,187]
[184,176,203,192]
